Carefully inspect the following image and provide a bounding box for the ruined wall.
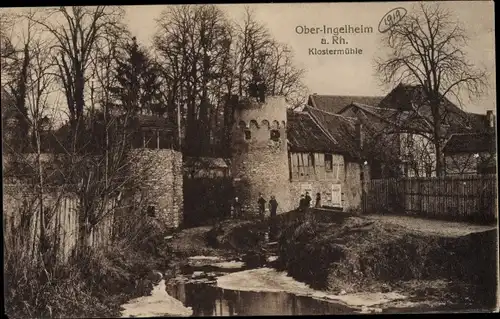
[231,97,293,215]
[127,149,184,228]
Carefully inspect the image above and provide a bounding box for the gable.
[377,83,489,133]
[308,94,384,114]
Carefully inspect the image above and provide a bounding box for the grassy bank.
[4,220,173,319]
[203,210,497,311]
[277,214,497,311]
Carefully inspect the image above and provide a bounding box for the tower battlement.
[234,96,288,126]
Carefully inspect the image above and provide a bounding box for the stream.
[121,256,408,317]
[165,280,355,316]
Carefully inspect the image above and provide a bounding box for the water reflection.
[166,281,354,316]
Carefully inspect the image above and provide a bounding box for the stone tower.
[231,96,292,215]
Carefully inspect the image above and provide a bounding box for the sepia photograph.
[1,1,498,317]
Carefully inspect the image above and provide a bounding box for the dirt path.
[365,215,496,237]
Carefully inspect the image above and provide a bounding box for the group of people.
[231,191,322,218]
[298,192,322,210]
[231,193,279,219]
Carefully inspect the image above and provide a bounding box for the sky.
[124,1,496,115]
[2,2,496,116]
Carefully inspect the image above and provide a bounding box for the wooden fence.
[363,174,498,224]
[3,187,118,264]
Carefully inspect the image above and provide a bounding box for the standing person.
[257,193,266,219]
[298,195,306,210]
[304,192,312,208]
[315,192,322,208]
[269,196,278,218]
[232,197,242,219]
[268,196,279,240]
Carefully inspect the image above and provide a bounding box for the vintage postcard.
[2,1,498,317]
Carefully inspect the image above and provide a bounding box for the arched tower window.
[270,129,280,141]
[272,120,280,129]
[261,120,270,129]
[244,130,252,140]
[250,120,259,129]
[238,121,247,129]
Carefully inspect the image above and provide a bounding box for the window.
[406,134,414,149]
[325,154,333,172]
[270,129,280,141]
[307,153,315,176]
[146,205,156,217]
[425,164,433,177]
[244,130,251,140]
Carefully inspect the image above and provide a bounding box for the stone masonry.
[127,149,184,228]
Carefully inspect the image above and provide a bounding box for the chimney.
[486,110,494,128]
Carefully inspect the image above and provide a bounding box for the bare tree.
[2,8,62,276]
[154,5,307,156]
[154,4,234,155]
[29,6,125,133]
[375,3,488,176]
[0,11,17,69]
[1,10,43,152]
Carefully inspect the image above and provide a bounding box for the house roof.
[339,102,433,133]
[303,106,361,158]
[376,83,490,133]
[443,132,496,154]
[286,110,339,153]
[307,94,384,114]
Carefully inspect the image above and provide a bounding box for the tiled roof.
[304,106,361,158]
[307,94,384,114]
[376,83,490,133]
[443,132,496,154]
[340,103,432,133]
[286,110,338,153]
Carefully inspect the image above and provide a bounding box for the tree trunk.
[431,98,445,177]
[75,65,85,121]
[15,46,30,152]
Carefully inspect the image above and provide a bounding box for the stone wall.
[127,149,184,228]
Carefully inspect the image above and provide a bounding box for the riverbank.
[109,211,498,316]
[121,277,193,317]
[277,213,498,312]
[4,219,176,319]
[164,211,497,313]
[216,267,406,310]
